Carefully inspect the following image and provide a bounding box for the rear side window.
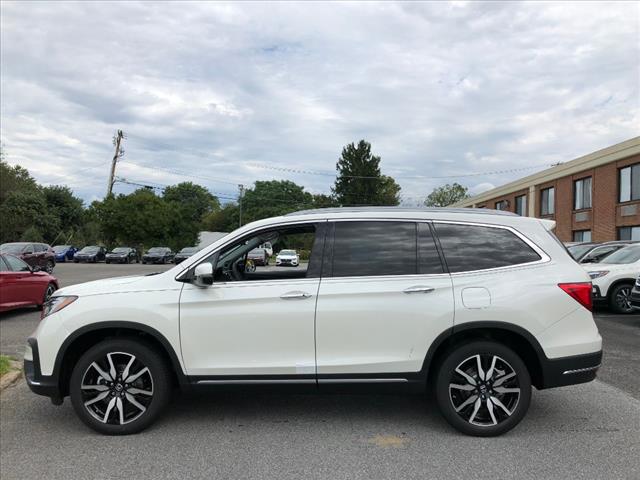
[434,223,542,273]
[332,221,416,277]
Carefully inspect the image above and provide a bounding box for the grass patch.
[0,355,13,376]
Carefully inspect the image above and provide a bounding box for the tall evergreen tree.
[332,140,400,206]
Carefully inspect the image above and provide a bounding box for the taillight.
[558,282,593,311]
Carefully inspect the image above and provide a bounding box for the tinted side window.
[418,223,444,274]
[434,223,542,273]
[332,221,416,277]
[0,257,9,272]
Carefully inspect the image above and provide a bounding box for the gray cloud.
[1,0,638,204]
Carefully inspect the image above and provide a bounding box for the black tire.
[435,340,531,437]
[44,261,54,274]
[41,282,57,306]
[69,338,172,435]
[106,260,110,264]
[142,261,146,265]
[609,283,635,314]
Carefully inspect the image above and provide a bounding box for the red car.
[0,242,56,273]
[0,254,58,313]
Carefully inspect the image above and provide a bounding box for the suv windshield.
[111,247,130,253]
[279,250,296,255]
[567,244,594,259]
[148,248,166,253]
[599,246,640,264]
[80,246,99,253]
[180,247,197,254]
[53,245,71,253]
[0,243,27,253]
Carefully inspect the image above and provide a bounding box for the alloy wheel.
[80,352,154,425]
[45,262,54,273]
[44,284,56,301]
[448,354,520,427]
[614,287,632,312]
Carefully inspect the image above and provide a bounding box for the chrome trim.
[317,378,408,384]
[196,379,315,385]
[562,364,601,375]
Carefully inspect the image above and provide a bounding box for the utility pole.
[238,184,245,227]
[107,130,125,197]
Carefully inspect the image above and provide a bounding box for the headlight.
[588,271,609,279]
[42,296,78,319]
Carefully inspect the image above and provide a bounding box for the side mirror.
[193,262,213,287]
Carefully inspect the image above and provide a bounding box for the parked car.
[585,244,640,314]
[630,275,640,311]
[73,246,106,263]
[53,245,77,263]
[106,247,138,264]
[0,242,56,273]
[24,207,602,437]
[173,247,199,264]
[142,247,174,264]
[0,254,58,313]
[276,249,299,267]
[568,241,636,263]
[247,248,269,266]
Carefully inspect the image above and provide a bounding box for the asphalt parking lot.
[1,263,639,479]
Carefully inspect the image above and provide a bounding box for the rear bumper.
[539,350,602,389]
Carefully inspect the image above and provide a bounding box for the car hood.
[106,252,127,256]
[144,253,165,256]
[277,254,297,259]
[54,275,152,297]
[584,262,640,274]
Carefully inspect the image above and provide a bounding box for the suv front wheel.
[435,340,531,437]
[70,339,171,435]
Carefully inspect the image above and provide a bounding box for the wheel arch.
[53,321,187,397]
[423,322,546,389]
[605,278,636,298]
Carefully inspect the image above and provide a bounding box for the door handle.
[280,291,312,300]
[403,286,435,294]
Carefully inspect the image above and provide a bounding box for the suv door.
[314,221,454,381]
[178,222,325,378]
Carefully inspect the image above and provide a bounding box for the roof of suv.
[286,207,516,217]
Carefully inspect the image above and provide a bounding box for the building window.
[619,164,640,203]
[515,195,527,216]
[574,177,592,210]
[495,200,508,211]
[573,230,592,242]
[540,187,555,215]
[618,226,640,241]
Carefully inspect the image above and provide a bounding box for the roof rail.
[285,206,517,216]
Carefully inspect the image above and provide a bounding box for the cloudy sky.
[1,1,638,204]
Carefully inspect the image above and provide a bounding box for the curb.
[0,361,23,393]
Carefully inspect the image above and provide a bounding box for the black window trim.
[431,220,551,276]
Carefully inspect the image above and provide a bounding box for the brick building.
[452,137,640,242]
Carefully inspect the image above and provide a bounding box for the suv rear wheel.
[70,338,171,435]
[435,340,531,437]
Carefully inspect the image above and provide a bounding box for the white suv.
[584,244,640,314]
[25,208,602,436]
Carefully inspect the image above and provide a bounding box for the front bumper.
[24,338,63,404]
[539,350,602,389]
[143,257,166,263]
[630,286,640,310]
[74,256,95,262]
[106,256,128,263]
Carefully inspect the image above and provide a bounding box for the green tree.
[312,194,338,208]
[201,203,239,232]
[0,190,60,243]
[162,182,220,221]
[240,180,314,223]
[0,159,39,204]
[332,140,400,206]
[42,185,84,232]
[424,183,469,207]
[20,226,44,242]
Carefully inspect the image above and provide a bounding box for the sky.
[1,1,639,205]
